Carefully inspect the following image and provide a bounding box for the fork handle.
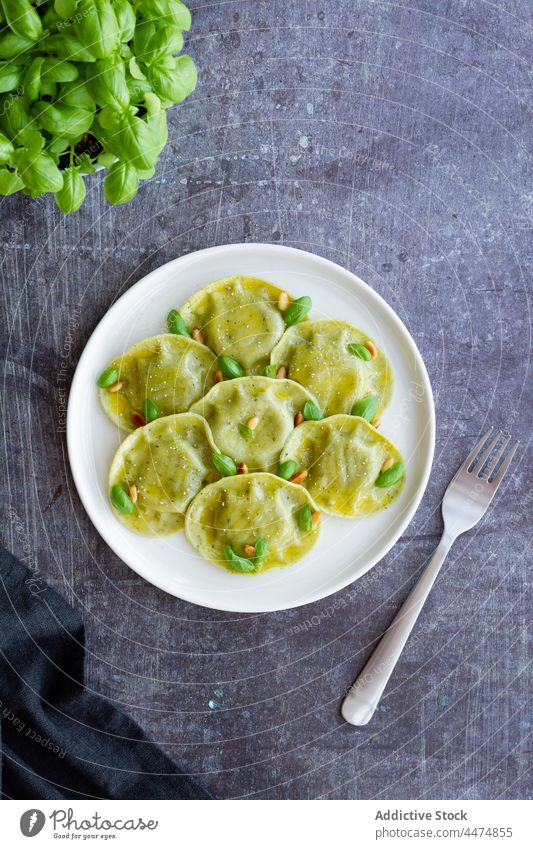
[341,532,455,726]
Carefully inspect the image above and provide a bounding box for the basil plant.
[0,0,196,212]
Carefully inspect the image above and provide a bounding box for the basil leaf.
[41,35,98,63]
[142,0,192,31]
[253,538,268,568]
[114,0,136,43]
[212,452,237,477]
[347,343,371,361]
[298,504,312,532]
[351,394,380,421]
[60,80,96,111]
[0,32,34,60]
[0,0,43,41]
[134,22,184,63]
[41,59,80,84]
[223,545,257,573]
[0,131,14,164]
[148,54,197,104]
[218,356,243,379]
[16,149,64,194]
[54,167,86,214]
[303,400,323,421]
[166,309,190,337]
[75,153,96,174]
[0,61,24,94]
[283,295,312,326]
[142,399,160,423]
[110,484,135,515]
[18,127,45,153]
[278,459,298,480]
[263,364,277,377]
[32,102,94,140]
[22,57,44,102]
[74,0,120,60]
[375,462,405,489]
[104,160,139,205]
[0,167,23,195]
[87,57,130,109]
[97,367,119,388]
[55,0,78,17]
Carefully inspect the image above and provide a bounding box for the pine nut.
[237,462,248,474]
[214,370,223,383]
[131,411,146,428]
[278,291,291,311]
[311,511,321,530]
[372,418,381,429]
[276,365,287,379]
[243,544,255,558]
[289,469,308,485]
[108,380,123,393]
[192,327,204,344]
[294,410,304,426]
[380,457,394,474]
[128,484,138,504]
[246,416,259,430]
[364,339,378,359]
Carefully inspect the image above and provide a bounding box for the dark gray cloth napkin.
[0,547,212,800]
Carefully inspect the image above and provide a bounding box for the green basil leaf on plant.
[87,58,129,109]
[0,32,35,61]
[41,59,80,84]
[32,102,94,140]
[104,160,139,205]
[114,0,137,43]
[0,61,24,94]
[142,0,192,31]
[47,136,70,158]
[0,167,24,195]
[0,0,43,42]
[16,149,64,194]
[0,131,14,164]
[75,153,96,175]
[147,56,197,103]
[41,35,97,63]
[54,166,86,214]
[128,57,146,81]
[18,127,45,153]
[74,0,120,60]
[22,57,44,102]
[54,0,78,17]
[96,150,116,168]
[60,80,96,111]
[0,98,31,140]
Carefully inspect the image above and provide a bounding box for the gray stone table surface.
[1,1,531,800]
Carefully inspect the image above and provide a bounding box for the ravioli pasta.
[109,413,219,535]
[280,415,404,517]
[100,334,217,431]
[101,273,405,574]
[185,473,320,572]
[179,275,289,372]
[190,376,318,471]
[270,319,392,417]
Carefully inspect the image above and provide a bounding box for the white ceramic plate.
[68,244,435,612]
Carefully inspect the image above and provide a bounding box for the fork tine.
[461,427,493,472]
[489,440,519,488]
[481,434,511,478]
[473,431,503,475]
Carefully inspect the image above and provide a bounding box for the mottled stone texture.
[1,1,531,800]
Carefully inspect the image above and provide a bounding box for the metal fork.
[341,428,519,726]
